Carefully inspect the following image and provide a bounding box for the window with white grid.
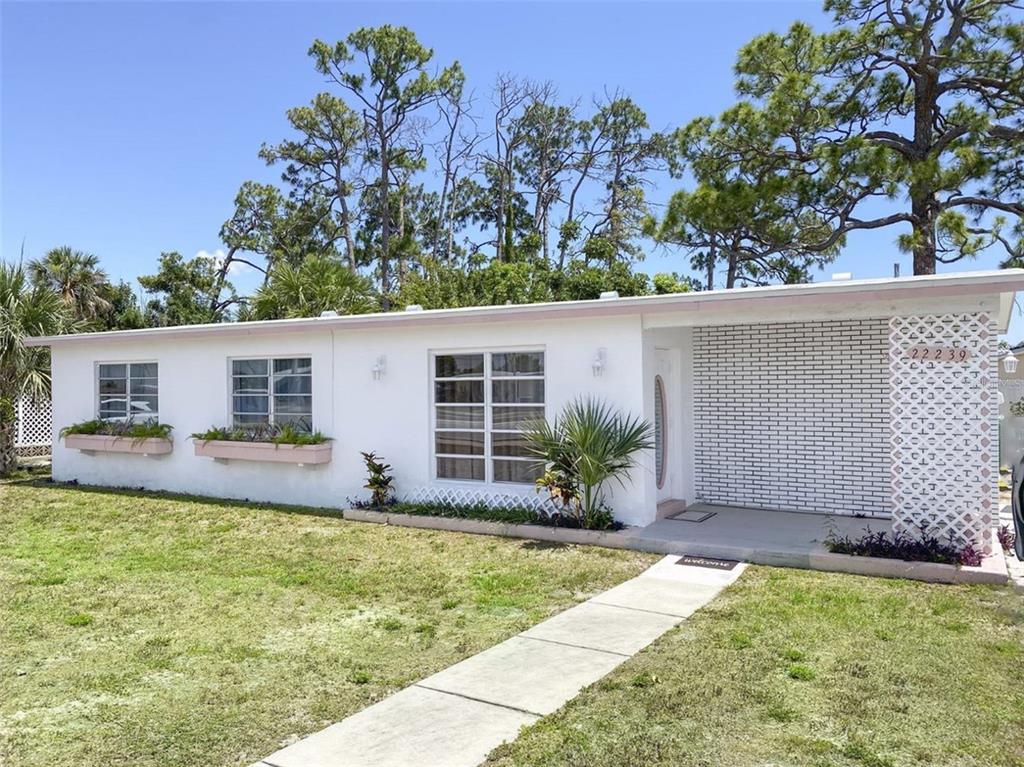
[231,357,312,431]
[432,350,545,484]
[97,362,159,422]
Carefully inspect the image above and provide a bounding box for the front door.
[655,349,672,503]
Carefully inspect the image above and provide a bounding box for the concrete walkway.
[253,555,745,767]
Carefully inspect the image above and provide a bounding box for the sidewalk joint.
[413,684,544,719]
[517,634,632,658]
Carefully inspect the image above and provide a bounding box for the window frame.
[429,347,546,486]
[227,354,314,432]
[94,359,160,423]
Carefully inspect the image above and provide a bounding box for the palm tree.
[0,261,78,476]
[525,398,654,528]
[28,246,112,322]
[249,257,377,319]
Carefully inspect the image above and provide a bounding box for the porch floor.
[631,503,890,568]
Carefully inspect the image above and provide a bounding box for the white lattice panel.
[889,314,997,554]
[403,485,560,514]
[15,397,52,453]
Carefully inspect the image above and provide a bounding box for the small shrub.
[825,525,983,567]
[375,617,402,632]
[190,423,328,445]
[66,612,93,627]
[361,451,395,510]
[61,419,172,440]
[998,524,1017,551]
[525,397,653,529]
[782,648,805,661]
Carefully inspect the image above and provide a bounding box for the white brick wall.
[693,319,890,516]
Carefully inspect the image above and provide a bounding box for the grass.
[486,566,1024,767]
[0,479,656,767]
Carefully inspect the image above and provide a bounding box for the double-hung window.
[231,357,312,431]
[433,350,545,484]
[97,362,159,422]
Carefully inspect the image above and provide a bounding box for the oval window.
[654,375,667,489]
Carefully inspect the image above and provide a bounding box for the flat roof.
[24,269,1024,347]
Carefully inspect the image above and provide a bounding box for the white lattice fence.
[403,486,560,514]
[889,314,997,554]
[15,397,53,457]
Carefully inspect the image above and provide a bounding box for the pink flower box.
[192,439,332,465]
[63,434,173,455]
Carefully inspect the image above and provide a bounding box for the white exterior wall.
[691,319,891,516]
[50,315,657,526]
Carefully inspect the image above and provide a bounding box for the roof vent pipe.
[599,290,620,300]
[405,304,424,312]
[319,310,339,318]
[831,272,852,281]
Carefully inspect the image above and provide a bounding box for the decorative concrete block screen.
[693,319,890,516]
[14,397,52,457]
[889,313,997,554]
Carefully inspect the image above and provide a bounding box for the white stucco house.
[25,270,1024,556]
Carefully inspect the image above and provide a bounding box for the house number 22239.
[906,345,971,362]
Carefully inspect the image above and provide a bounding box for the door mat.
[676,555,739,571]
[667,510,716,523]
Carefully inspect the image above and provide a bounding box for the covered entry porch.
[637,286,1003,557]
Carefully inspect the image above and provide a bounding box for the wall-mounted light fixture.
[1003,351,1018,374]
[592,348,607,377]
[372,355,387,380]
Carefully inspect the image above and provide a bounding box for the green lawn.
[486,566,1024,767]
[0,480,656,767]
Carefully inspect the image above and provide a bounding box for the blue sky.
[1,1,1018,335]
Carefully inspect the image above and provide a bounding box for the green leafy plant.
[361,451,395,509]
[190,423,328,445]
[525,397,654,529]
[60,419,173,440]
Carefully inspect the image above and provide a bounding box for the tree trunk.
[910,186,938,276]
[208,246,239,316]
[378,117,392,310]
[542,205,550,263]
[337,179,356,271]
[725,249,738,288]
[910,48,938,276]
[706,238,716,291]
[396,191,407,288]
[0,412,17,478]
[495,174,505,262]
